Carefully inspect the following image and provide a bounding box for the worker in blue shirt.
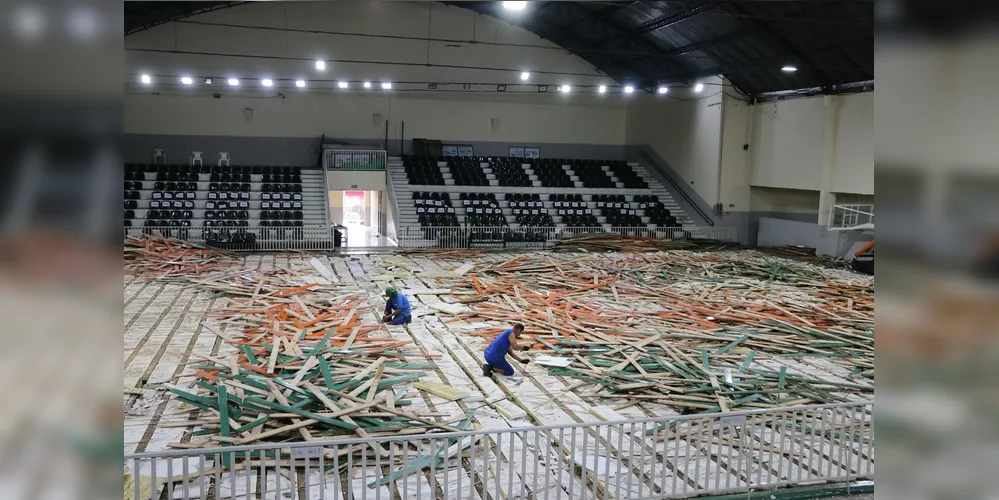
[382,287,412,325]
[482,323,528,377]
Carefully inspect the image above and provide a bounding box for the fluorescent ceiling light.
[315,60,326,71]
[261,78,273,87]
[598,85,606,94]
[381,82,392,90]
[295,80,306,88]
[363,81,372,88]
[503,1,527,10]
[204,78,212,84]
[520,71,530,81]
[694,82,704,92]
[781,65,797,72]
[560,85,571,93]
[623,85,634,94]
[140,74,151,84]
[180,76,193,85]
[228,78,239,86]
[657,86,668,94]
[338,81,348,89]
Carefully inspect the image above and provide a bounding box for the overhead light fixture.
[598,85,607,94]
[497,84,507,92]
[338,81,349,89]
[657,86,668,94]
[520,71,530,81]
[228,78,239,86]
[295,80,306,88]
[694,82,704,93]
[381,82,392,90]
[781,65,797,72]
[140,74,151,84]
[623,85,634,94]
[261,78,273,87]
[363,81,372,88]
[315,60,326,71]
[204,78,212,84]
[428,83,438,90]
[180,76,194,85]
[560,85,571,93]
[503,1,527,11]
[538,85,548,93]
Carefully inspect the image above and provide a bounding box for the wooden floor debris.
[125,234,232,277]
[125,245,874,499]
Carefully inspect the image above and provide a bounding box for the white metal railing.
[397,225,738,249]
[124,402,873,500]
[828,204,874,231]
[324,149,387,171]
[124,225,340,251]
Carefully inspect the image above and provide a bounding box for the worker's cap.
[385,287,396,297]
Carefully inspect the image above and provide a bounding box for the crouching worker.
[382,287,412,325]
[482,323,528,377]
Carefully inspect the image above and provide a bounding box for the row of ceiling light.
[139,74,392,89]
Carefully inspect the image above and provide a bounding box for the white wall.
[124,92,626,145]
[832,92,873,195]
[718,85,752,212]
[625,77,724,205]
[748,92,873,195]
[327,171,386,191]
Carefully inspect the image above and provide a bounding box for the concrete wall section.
[749,97,826,191]
[624,77,724,206]
[832,92,874,195]
[124,93,626,146]
[327,171,386,191]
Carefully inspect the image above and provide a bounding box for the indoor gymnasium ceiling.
[125,1,874,98]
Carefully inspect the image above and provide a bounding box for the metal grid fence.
[123,225,737,252]
[398,225,739,249]
[125,402,873,499]
[324,149,387,171]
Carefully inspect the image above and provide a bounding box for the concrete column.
[817,95,842,227]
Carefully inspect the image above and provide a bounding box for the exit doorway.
[329,190,394,246]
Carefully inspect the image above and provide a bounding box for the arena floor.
[124,247,873,499]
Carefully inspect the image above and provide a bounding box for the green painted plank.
[778,366,787,390]
[305,328,338,359]
[317,356,335,389]
[233,416,270,433]
[738,351,756,374]
[701,349,710,371]
[241,345,259,364]
[218,385,231,467]
[715,335,749,354]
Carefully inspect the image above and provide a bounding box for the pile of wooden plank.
[124,234,232,277]
[449,250,873,414]
[165,269,473,450]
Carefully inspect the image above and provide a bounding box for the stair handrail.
[636,151,714,226]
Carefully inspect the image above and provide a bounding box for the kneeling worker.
[482,323,528,377]
[382,287,412,325]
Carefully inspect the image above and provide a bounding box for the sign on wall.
[509,147,525,158]
[457,146,474,157]
[443,146,458,156]
[525,147,541,159]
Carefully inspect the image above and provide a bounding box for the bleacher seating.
[491,158,531,187]
[414,191,458,227]
[530,158,573,188]
[393,154,690,232]
[125,163,314,239]
[403,155,445,185]
[448,157,488,186]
